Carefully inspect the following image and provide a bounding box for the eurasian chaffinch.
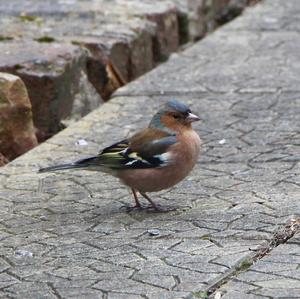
[39,100,202,212]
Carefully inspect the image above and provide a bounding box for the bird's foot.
[120,203,176,213]
[120,203,148,212]
[138,192,176,213]
[149,204,177,213]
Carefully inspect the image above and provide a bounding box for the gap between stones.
[190,216,300,299]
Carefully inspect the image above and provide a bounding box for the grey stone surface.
[0,0,300,298]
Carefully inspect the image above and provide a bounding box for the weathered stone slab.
[0,42,102,141]
[0,72,37,162]
[70,20,155,99]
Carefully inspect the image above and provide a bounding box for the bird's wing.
[76,129,178,170]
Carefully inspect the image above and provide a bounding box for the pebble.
[148,229,160,236]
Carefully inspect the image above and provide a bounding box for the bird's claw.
[120,203,176,213]
[149,204,177,213]
[120,203,148,212]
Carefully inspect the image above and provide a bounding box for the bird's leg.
[122,188,146,211]
[131,188,142,208]
[140,192,176,212]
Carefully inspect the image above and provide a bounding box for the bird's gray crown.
[164,100,191,114]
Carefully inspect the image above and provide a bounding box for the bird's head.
[149,100,200,133]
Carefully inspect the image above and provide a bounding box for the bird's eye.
[173,114,180,119]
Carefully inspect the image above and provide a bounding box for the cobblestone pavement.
[0,0,299,298]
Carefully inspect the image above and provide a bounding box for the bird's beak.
[186,112,200,123]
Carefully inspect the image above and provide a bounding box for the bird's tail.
[38,163,86,173]
[38,156,100,173]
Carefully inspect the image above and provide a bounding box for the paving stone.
[107,293,144,299]
[253,288,300,298]
[55,288,104,299]
[221,291,265,299]
[3,281,58,298]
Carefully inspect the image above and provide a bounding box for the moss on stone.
[19,15,39,22]
[34,36,56,43]
[0,35,14,41]
[193,291,208,298]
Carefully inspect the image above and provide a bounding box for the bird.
[39,100,202,212]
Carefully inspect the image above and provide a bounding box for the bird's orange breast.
[117,130,201,193]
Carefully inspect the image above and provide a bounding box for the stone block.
[117,1,180,61]
[145,6,180,61]
[0,42,102,141]
[215,0,249,25]
[0,72,38,161]
[185,0,207,40]
[70,20,154,92]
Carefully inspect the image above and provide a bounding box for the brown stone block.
[0,42,101,141]
[119,1,180,61]
[145,7,179,61]
[208,0,249,27]
[71,35,129,100]
[0,72,38,161]
[72,21,154,99]
[127,21,154,79]
[185,0,207,41]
